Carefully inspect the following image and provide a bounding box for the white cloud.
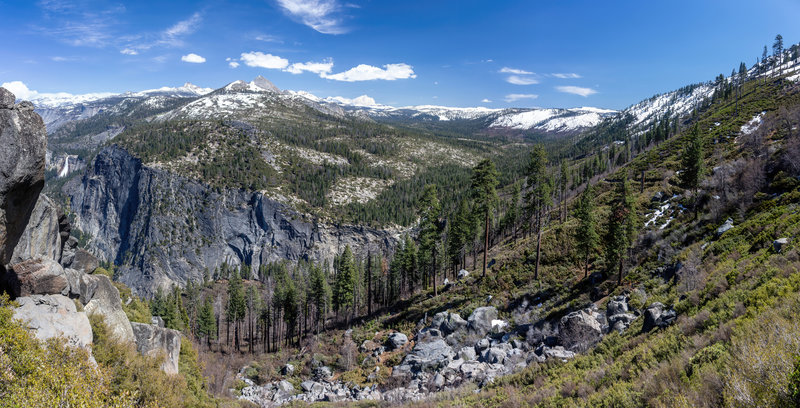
[240,51,290,69]
[229,61,240,68]
[552,73,581,79]
[286,59,334,75]
[556,85,597,97]
[276,0,347,34]
[181,53,206,63]
[328,95,377,106]
[1,81,38,100]
[506,75,539,85]
[500,67,533,75]
[120,48,138,55]
[323,63,416,82]
[481,98,492,103]
[505,93,539,102]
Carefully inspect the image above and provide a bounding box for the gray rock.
[468,306,498,336]
[394,339,454,376]
[10,194,63,265]
[432,373,445,389]
[431,311,468,335]
[458,346,477,361]
[5,258,68,297]
[359,339,379,353]
[608,313,637,333]
[774,238,790,253]
[313,366,333,382]
[67,249,99,274]
[0,87,14,108]
[301,380,324,394]
[544,346,575,361]
[386,332,408,350]
[149,316,163,327]
[457,269,469,280]
[558,310,603,353]
[281,363,295,376]
[0,87,47,266]
[606,295,629,316]
[13,294,92,348]
[130,322,181,374]
[82,274,135,344]
[717,218,734,236]
[643,302,677,332]
[475,338,490,351]
[481,347,506,364]
[276,380,294,392]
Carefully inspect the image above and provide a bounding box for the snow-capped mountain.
[34,82,213,132]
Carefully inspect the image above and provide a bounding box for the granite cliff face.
[0,88,47,266]
[69,145,402,296]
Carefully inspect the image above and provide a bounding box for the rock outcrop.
[10,194,64,265]
[130,322,182,375]
[0,87,47,268]
[69,146,402,295]
[12,294,92,348]
[82,274,135,343]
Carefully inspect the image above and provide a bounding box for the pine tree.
[470,159,499,278]
[198,296,217,349]
[418,184,442,295]
[226,269,246,351]
[309,263,330,334]
[774,34,784,77]
[526,146,553,280]
[334,245,356,325]
[604,177,638,286]
[574,183,599,278]
[679,124,705,220]
[448,199,470,274]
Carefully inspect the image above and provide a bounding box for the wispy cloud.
[323,63,416,82]
[33,0,124,47]
[556,85,597,97]
[505,93,538,102]
[181,53,206,63]
[506,75,539,85]
[254,33,284,43]
[276,0,348,34]
[226,58,240,68]
[551,73,581,79]
[120,48,138,55]
[499,67,533,75]
[481,98,492,103]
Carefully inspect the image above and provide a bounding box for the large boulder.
[83,274,134,344]
[431,311,468,335]
[12,294,92,348]
[468,306,498,336]
[393,339,454,377]
[385,332,408,350]
[130,322,181,375]
[642,302,677,332]
[10,194,63,265]
[558,310,603,353]
[3,258,68,297]
[606,295,637,333]
[0,87,47,267]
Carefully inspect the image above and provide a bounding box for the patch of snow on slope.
[625,84,713,127]
[490,109,561,129]
[538,112,603,131]
[740,112,765,135]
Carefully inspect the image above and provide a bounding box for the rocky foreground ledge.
[237,294,677,406]
[0,86,181,374]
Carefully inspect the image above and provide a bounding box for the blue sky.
[1,0,799,109]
